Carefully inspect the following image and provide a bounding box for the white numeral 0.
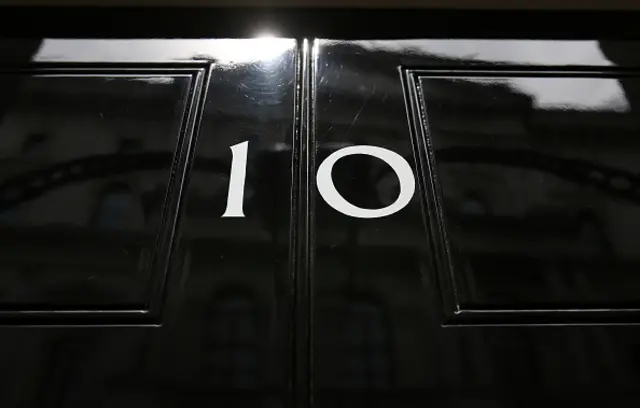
[316,145,415,219]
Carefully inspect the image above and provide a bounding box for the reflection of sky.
[128,77,175,85]
[459,76,629,112]
[364,40,629,112]
[35,39,630,112]
[35,38,294,64]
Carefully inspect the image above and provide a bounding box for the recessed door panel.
[412,72,640,318]
[0,70,197,319]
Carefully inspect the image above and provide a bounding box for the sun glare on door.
[36,37,295,65]
[212,34,292,65]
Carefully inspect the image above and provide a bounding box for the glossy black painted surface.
[0,39,296,406]
[312,40,640,407]
[0,70,197,318]
[414,73,640,315]
[3,34,640,408]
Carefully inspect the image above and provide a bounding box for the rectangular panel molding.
[405,67,640,324]
[0,66,207,324]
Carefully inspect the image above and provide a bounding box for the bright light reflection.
[36,38,294,65]
[212,34,291,64]
[362,40,630,112]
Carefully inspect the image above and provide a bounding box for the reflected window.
[458,193,488,216]
[204,292,260,388]
[0,209,15,223]
[93,184,137,229]
[117,138,141,153]
[22,132,48,156]
[343,299,391,388]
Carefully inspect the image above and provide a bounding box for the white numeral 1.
[221,141,249,218]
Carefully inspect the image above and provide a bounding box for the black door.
[1,9,640,408]
[0,37,296,407]
[312,39,640,407]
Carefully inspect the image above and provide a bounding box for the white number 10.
[221,141,416,219]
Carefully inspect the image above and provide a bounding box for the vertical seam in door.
[308,38,318,408]
[291,38,314,408]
